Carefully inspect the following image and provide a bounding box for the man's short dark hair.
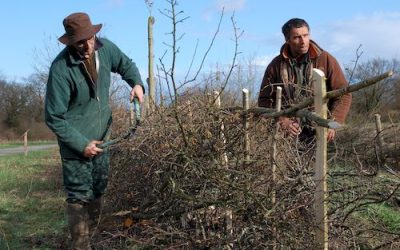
[282,18,310,41]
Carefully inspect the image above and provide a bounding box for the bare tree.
[0,81,41,129]
[347,57,400,115]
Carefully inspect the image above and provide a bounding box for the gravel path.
[0,144,58,157]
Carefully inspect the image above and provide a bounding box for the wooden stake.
[242,89,250,163]
[214,91,228,167]
[23,130,29,156]
[271,86,282,250]
[374,113,384,162]
[147,16,156,112]
[271,87,282,204]
[313,69,328,249]
[213,91,233,240]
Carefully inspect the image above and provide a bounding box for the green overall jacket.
[45,38,143,159]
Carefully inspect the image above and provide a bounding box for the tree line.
[0,72,52,140]
[0,55,399,141]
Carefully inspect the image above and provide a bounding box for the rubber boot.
[88,197,103,233]
[67,202,91,250]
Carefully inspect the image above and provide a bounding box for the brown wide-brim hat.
[58,12,102,45]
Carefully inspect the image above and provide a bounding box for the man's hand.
[327,128,336,142]
[83,140,104,158]
[278,117,302,137]
[130,84,144,103]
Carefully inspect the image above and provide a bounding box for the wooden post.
[213,91,233,239]
[23,130,29,156]
[147,16,156,112]
[374,113,384,162]
[313,68,328,249]
[271,87,282,204]
[214,91,229,167]
[271,87,282,249]
[242,88,250,163]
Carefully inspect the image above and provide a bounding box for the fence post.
[313,69,328,249]
[271,86,282,249]
[374,113,384,163]
[271,86,282,204]
[242,88,250,163]
[23,129,30,156]
[147,15,156,112]
[213,91,233,242]
[214,91,229,167]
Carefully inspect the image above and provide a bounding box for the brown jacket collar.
[280,40,323,60]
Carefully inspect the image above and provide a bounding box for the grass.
[328,162,400,247]
[355,172,400,233]
[0,149,66,249]
[0,140,57,149]
[350,202,400,248]
[364,203,400,231]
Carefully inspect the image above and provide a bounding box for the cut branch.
[228,70,394,127]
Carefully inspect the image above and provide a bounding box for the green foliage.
[364,203,400,231]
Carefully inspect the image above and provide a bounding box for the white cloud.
[249,12,400,72]
[254,54,276,67]
[315,12,400,64]
[202,7,214,22]
[216,0,246,12]
[202,0,246,21]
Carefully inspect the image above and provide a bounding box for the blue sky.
[1,0,400,83]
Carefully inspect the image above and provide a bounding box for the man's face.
[286,26,310,58]
[72,35,96,59]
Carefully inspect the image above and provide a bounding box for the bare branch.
[178,8,225,88]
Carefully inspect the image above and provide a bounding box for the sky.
[1,0,400,85]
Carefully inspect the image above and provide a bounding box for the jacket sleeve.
[325,53,352,124]
[106,39,145,92]
[45,68,89,155]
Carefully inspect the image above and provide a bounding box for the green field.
[0,149,66,249]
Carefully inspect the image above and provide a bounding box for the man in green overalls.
[45,12,144,249]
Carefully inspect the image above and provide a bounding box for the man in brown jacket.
[258,18,351,142]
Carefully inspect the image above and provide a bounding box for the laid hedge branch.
[227,70,393,128]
